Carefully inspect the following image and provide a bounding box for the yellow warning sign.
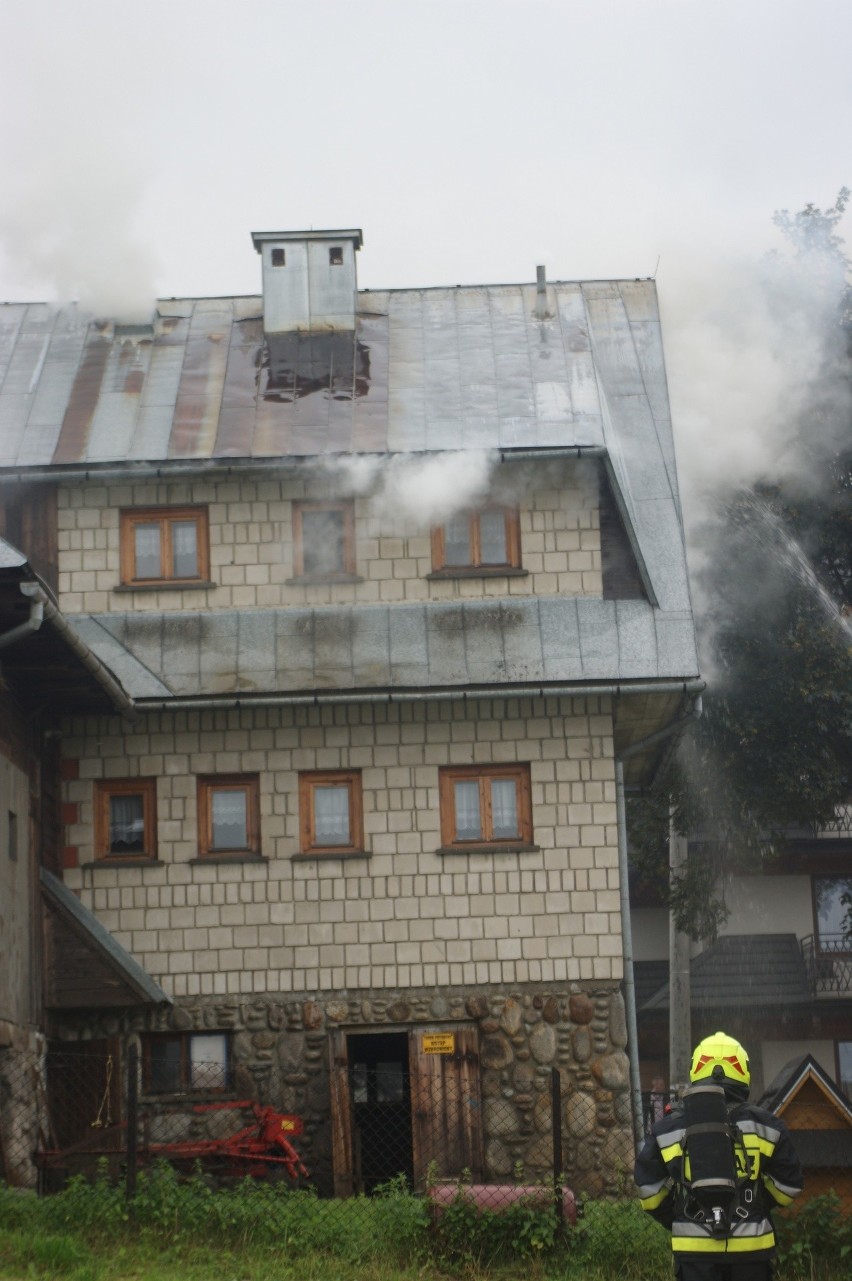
[422,1032,455,1055]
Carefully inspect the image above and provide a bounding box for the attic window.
[329,246,343,265]
[272,248,286,267]
[120,507,210,586]
[431,507,521,575]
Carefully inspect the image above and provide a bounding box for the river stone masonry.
[59,981,633,1197]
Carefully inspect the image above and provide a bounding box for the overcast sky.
[0,0,850,509]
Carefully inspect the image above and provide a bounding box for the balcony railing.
[800,934,852,995]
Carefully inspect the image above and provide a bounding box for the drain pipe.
[0,589,44,649]
[14,581,136,717]
[615,695,703,1149]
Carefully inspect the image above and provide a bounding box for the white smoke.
[316,450,498,529]
[0,152,160,323]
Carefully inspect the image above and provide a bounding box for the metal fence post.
[126,1042,138,1206]
[551,1066,564,1227]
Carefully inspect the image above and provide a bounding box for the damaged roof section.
[0,278,689,612]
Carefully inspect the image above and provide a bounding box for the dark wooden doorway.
[329,1024,482,1197]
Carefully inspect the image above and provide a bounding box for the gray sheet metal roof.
[76,597,698,701]
[642,935,812,1011]
[0,280,691,613]
[40,868,171,1005]
[0,533,26,569]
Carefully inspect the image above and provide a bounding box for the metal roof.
[0,280,692,613]
[75,597,698,701]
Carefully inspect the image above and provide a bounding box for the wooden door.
[408,1025,483,1188]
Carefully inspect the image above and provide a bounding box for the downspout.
[0,592,43,649]
[16,581,136,717]
[615,695,703,1149]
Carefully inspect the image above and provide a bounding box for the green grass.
[0,1173,848,1281]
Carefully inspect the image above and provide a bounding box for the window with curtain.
[94,779,157,861]
[120,507,209,585]
[197,776,260,858]
[431,507,521,573]
[299,771,364,855]
[439,764,532,850]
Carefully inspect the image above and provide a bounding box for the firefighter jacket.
[634,1100,803,1261]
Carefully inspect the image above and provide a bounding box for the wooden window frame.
[439,763,533,850]
[197,775,261,859]
[120,506,210,586]
[299,770,364,856]
[93,778,158,862]
[292,500,356,579]
[142,1032,230,1094]
[430,506,521,574]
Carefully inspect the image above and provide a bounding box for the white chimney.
[251,229,363,334]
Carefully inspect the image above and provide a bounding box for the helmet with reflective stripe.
[689,1031,750,1086]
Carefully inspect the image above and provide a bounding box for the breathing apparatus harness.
[679,1066,756,1236]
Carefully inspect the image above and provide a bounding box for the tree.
[630,195,852,940]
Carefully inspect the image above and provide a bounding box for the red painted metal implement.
[37,1100,309,1183]
[144,1101,310,1180]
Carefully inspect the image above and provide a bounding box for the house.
[759,1053,852,1212]
[633,818,852,1104]
[0,229,700,1195]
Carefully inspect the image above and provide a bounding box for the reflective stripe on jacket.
[634,1101,803,1260]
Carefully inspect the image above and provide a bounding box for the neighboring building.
[633,817,852,1103]
[0,230,700,1194]
[759,1053,852,1212]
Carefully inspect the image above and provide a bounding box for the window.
[431,507,521,573]
[299,770,364,855]
[144,1033,229,1093]
[814,876,852,952]
[120,507,209,586]
[94,779,157,861]
[439,764,532,850]
[271,247,286,267]
[197,776,260,858]
[292,501,356,579]
[329,246,343,265]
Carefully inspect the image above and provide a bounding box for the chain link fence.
[2,1043,849,1223]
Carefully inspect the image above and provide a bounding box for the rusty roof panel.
[0,277,694,617]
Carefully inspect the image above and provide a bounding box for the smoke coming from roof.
[316,450,497,529]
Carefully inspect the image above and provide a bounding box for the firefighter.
[634,1031,803,1281]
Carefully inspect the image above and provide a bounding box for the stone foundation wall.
[0,1025,46,1188]
[57,981,633,1198]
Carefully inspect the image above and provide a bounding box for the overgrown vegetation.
[0,1170,848,1280]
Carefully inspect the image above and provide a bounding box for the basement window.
[94,779,157,861]
[329,246,343,265]
[292,500,356,580]
[431,507,521,575]
[144,1033,230,1093]
[299,770,364,856]
[439,764,533,851]
[197,776,261,858]
[120,507,210,587]
[272,248,286,267]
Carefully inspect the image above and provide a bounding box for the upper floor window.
[94,779,157,861]
[143,1032,229,1093]
[431,507,521,574]
[292,501,356,580]
[120,507,209,586]
[197,775,260,859]
[814,876,852,952]
[438,764,532,851]
[299,770,364,856]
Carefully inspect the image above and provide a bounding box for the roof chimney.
[251,229,363,334]
[535,265,549,319]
